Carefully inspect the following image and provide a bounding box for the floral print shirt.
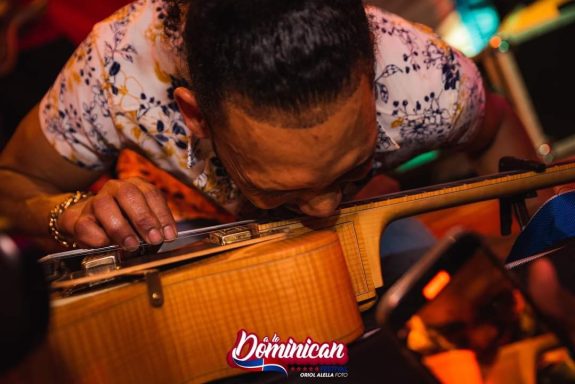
[39,1,485,212]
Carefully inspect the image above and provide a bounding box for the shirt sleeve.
[367,7,486,168]
[38,7,136,171]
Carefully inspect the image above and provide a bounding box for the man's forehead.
[242,150,365,192]
[224,68,365,130]
[217,75,376,191]
[229,120,372,190]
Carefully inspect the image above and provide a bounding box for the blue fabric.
[507,191,575,263]
[379,218,437,286]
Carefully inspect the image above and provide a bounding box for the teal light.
[454,0,501,56]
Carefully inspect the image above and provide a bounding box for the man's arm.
[0,105,177,250]
[463,91,554,208]
[465,91,539,174]
[0,104,98,235]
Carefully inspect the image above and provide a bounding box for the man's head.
[174,0,377,216]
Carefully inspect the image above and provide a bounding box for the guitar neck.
[346,161,575,217]
[253,161,575,288]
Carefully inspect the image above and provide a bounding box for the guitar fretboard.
[254,161,575,231]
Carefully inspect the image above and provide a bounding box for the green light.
[499,40,510,52]
[395,150,440,173]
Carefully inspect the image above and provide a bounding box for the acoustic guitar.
[7,160,575,384]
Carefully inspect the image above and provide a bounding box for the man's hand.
[0,105,179,247]
[58,178,177,250]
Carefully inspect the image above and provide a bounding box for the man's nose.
[297,189,342,217]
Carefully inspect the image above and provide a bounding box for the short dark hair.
[168,0,374,126]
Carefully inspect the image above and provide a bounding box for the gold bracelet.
[48,191,93,248]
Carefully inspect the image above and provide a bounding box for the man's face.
[213,75,378,217]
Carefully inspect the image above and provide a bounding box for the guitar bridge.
[81,253,119,275]
[208,226,253,245]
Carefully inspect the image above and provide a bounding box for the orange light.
[489,36,502,49]
[423,270,451,300]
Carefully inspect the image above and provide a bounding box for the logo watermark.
[227,330,349,377]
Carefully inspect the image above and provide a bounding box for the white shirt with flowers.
[39,0,485,211]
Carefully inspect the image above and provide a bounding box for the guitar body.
[7,231,363,384]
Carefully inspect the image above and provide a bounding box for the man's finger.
[73,212,112,249]
[91,193,142,250]
[111,180,164,245]
[130,178,177,241]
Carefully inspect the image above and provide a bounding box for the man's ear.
[174,87,210,139]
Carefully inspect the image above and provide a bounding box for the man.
[0,0,536,253]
